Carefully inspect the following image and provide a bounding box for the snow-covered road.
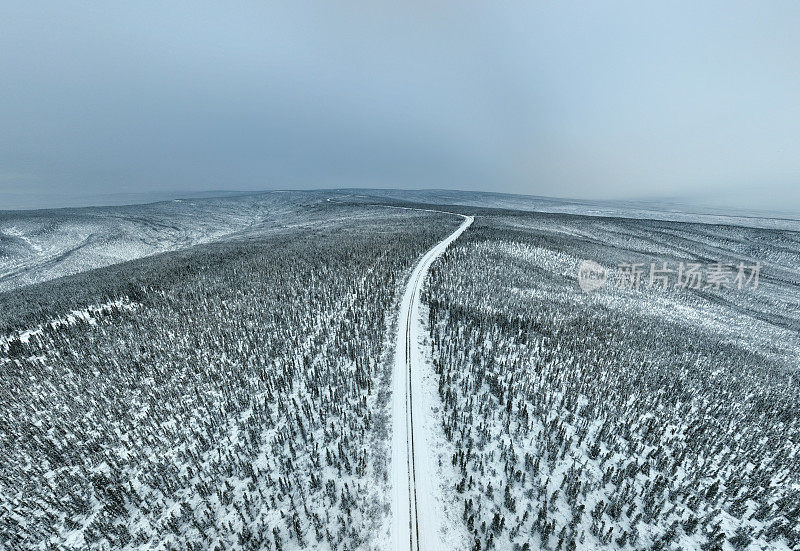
[391,214,473,551]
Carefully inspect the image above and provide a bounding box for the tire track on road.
[391,213,472,551]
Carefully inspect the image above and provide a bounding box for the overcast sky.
[1,1,798,212]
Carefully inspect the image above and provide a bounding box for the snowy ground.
[348,189,800,231]
[0,191,332,292]
[424,213,800,550]
[0,203,463,550]
[391,214,472,551]
[3,190,798,550]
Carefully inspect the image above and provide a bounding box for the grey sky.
[1,1,798,212]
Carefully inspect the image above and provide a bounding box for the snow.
[0,297,138,352]
[391,213,472,551]
[0,192,313,292]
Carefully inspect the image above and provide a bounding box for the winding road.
[391,214,473,551]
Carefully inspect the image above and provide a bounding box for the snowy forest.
[0,201,459,549]
[424,212,800,550]
[1,194,798,551]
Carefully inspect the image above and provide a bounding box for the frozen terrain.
[424,211,800,550]
[390,213,472,551]
[4,188,798,295]
[0,192,322,292]
[1,189,798,550]
[346,189,800,232]
[0,201,462,550]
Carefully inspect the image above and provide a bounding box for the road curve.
[391,214,473,551]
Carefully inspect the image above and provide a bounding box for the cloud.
[1,1,798,212]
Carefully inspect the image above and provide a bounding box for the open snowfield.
[0,192,330,293]
[351,189,800,232]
